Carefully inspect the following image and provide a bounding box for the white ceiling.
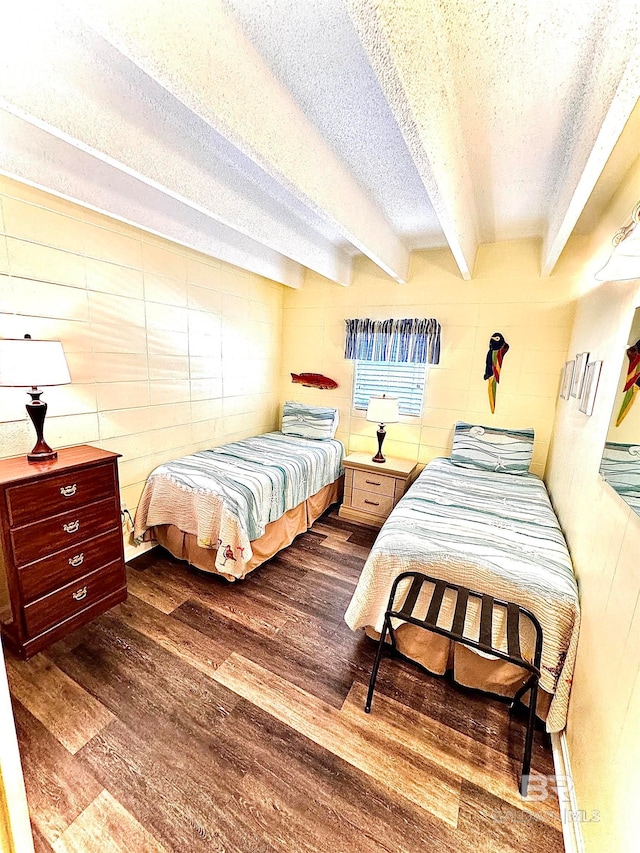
[0,0,639,287]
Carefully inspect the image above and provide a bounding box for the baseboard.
[124,539,157,564]
[551,731,585,853]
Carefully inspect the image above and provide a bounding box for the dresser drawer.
[352,469,396,497]
[11,497,119,567]
[23,560,126,638]
[6,462,116,526]
[18,529,124,603]
[351,488,394,517]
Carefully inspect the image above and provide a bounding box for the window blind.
[353,360,426,417]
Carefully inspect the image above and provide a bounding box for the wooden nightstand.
[339,453,418,528]
[0,445,127,659]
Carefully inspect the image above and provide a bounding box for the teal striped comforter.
[345,457,580,732]
[135,432,343,578]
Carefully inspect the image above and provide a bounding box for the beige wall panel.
[188,356,221,380]
[45,413,100,448]
[544,155,640,852]
[0,316,92,353]
[142,242,187,280]
[189,378,223,401]
[12,278,88,321]
[82,223,142,268]
[143,272,187,307]
[187,257,221,288]
[88,291,146,329]
[187,284,222,313]
[85,258,144,298]
[0,235,7,279]
[0,181,283,555]
[145,302,189,333]
[0,274,11,309]
[90,323,148,354]
[148,354,190,382]
[148,380,190,406]
[7,239,86,289]
[96,382,151,412]
[150,402,192,430]
[2,196,84,255]
[145,328,189,356]
[190,399,223,422]
[92,353,149,383]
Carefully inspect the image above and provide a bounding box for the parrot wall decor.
[615,338,640,427]
[484,332,510,414]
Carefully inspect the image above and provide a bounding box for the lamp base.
[372,424,386,464]
[27,448,58,463]
[26,390,57,464]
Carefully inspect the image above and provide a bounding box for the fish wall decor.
[615,339,640,426]
[484,332,509,413]
[291,372,338,390]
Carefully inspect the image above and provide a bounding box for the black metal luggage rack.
[364,570,544,797]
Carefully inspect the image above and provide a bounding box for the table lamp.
[366,394,399,463]
[0,335,71,462]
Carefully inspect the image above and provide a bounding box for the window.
[353,359,427,417]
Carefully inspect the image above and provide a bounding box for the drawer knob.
[365,479,382,486]
[68,552,84,567]
[72,586,88,601]
[63,520,80,534]
[60,484,77,497]
[364,499,380,506]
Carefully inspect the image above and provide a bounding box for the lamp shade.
[0,338,71,387]
[366,394,399,424]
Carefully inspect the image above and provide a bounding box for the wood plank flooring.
[6,510,565,853]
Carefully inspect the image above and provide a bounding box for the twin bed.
[134,428,343,581]
[134,412,579,732]
[345,454,579,732]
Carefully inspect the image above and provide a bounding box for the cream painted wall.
[0,177,284,556]
[280,239,581,476]
[546,157,640,853]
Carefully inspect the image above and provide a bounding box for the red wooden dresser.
[0,445,127,659]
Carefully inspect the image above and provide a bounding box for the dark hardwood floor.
[6,511,565,853]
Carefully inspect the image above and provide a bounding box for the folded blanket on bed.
[345,457,580,732]
[134,432,343,578]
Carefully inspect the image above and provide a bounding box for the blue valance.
[344,318,441,364]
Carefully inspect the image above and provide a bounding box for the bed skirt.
[151,477,343,581]
[366,622,552,721]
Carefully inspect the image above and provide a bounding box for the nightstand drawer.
[23,560,126,637]
[351,488,394,517]
[11,497,119,566]
[353,469,396,497]
[18,529,124,603]
[7,463,116,526]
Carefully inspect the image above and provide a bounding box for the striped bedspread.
[345,458,580,732]
[134,432,343,579]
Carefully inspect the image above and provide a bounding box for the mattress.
[345,457,580,732]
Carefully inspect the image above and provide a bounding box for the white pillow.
[450,421,534,475]
[281,401,339,440]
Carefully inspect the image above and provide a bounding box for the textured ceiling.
[1,0,639,287]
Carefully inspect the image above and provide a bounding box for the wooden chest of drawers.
[0,446,127,659]
[339,453,418,528]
